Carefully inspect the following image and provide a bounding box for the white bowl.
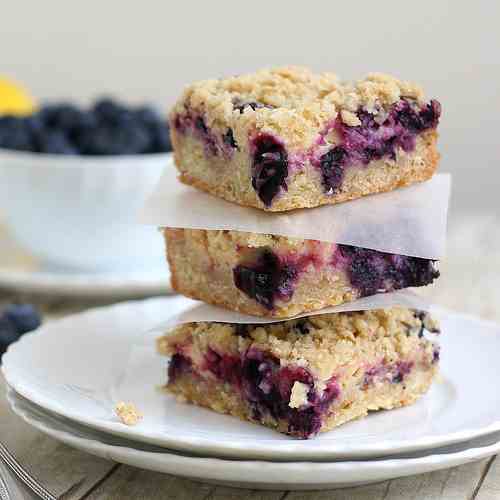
[0,149,170,273]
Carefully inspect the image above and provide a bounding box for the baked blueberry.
[251,133,288,207]
[233,249,297,310]
[319,146,347,194]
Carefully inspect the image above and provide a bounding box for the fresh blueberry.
[3,304,41,335]
[93,98,129,124]
[0,116,33,151]
[134,106,160,127]
[79,123,151,155]
[251,133,288,206]
[38,130,78,154]
[0,304,41,358]
[150,121,172,153]
[133,107,171,153]
[0,316,20,357]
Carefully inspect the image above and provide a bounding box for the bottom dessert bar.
[157,308,440,439]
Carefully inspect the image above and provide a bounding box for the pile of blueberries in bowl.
[0,98,174,272]
[0,98,172,155]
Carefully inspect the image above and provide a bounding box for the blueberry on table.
[4,304,42,334]
[0,304,42,359]
[0,316,20,357]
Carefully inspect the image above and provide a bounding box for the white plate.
[0,223,171,297]
[7,387,500,491]
[0,267,171,298]
[3,297,500,461]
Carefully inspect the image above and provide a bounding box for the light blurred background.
[1,0,499,315]
[2,0,498,216]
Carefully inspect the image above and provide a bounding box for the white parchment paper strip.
[151,289,432,334]
[140,161,450,259]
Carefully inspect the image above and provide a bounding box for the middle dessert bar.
[164,228,439,318]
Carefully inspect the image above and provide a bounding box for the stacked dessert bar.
[158,67,442,439]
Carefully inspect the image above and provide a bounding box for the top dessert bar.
[170,66,441,212]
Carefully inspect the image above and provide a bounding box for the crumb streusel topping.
[171,66,426,148]
[115,402,143,426]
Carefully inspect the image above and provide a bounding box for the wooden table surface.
[1,214,500,499]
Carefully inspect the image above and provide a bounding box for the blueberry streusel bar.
[158,308,440,439]
[164,228,439,318]
[169,66,441,212]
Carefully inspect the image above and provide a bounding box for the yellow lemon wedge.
[0,77,36,115]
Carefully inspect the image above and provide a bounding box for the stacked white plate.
[3,296,500,490]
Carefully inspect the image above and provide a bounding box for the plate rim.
[6,386,500,489]
[3,297,500,461]
[0,267,171,297]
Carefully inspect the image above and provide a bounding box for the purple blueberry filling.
[168,353,193,382]
[250,133,289,207]
[173,112,236,158]
[233,244,438,311]
[392,361,414,383]
[217,347,340,438]
[319,146,348,194]
[233,249,297,310]
[243,349,340,437]
[317,99,441,194]
[363,360,414,387]
[169,344,340,438]
[335,245,439,297]
[174,98,440,207]
[432,347,440,364]
[204,348,242,387]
